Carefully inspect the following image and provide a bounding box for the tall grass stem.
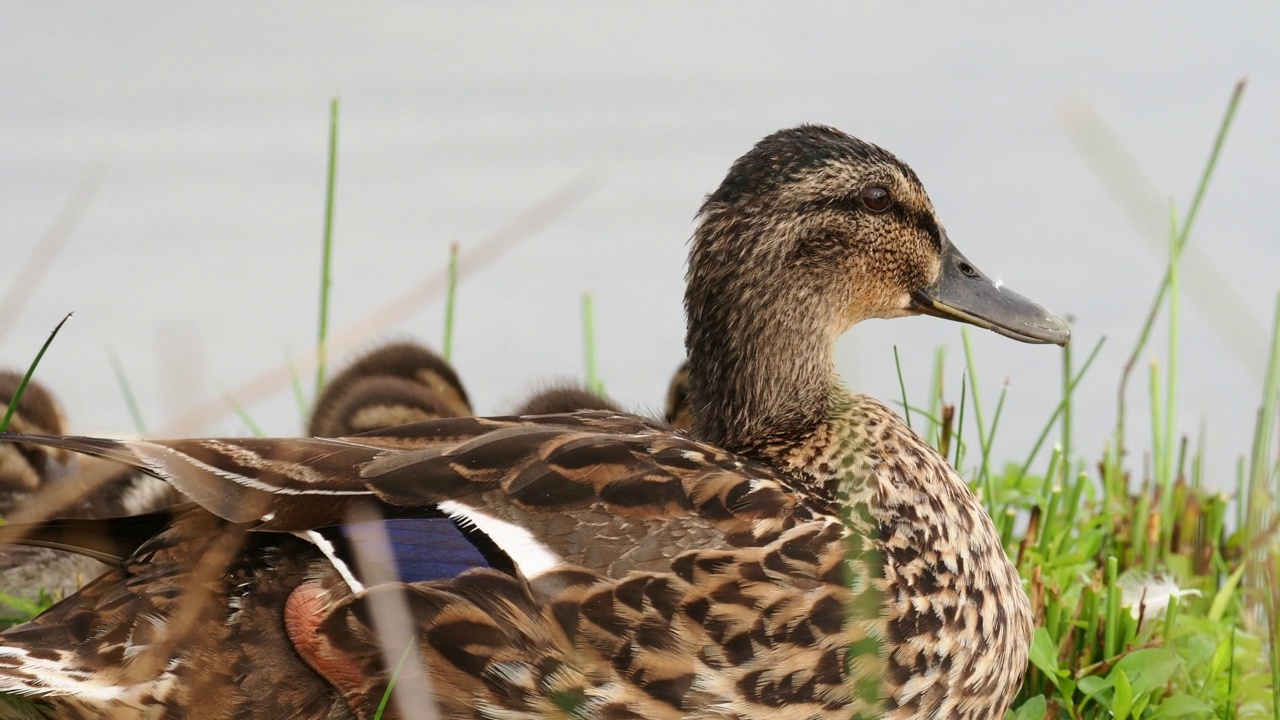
[894,346,912,429]
[315,97,340,396]
[443,243,459,363]
[1115,80,1245,450]
[582,292,603,395]
[106,346,147,434]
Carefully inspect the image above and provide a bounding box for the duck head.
[685,125,1068,447]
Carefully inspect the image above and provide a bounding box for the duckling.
[0,125,1067,719]
[511,382,620,416]
[0,372,72,511]
[0,373,106,614]
[308,342,471,437]
[663,360,691,430]
[0,373,177,613]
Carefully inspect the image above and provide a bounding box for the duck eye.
[860,186,892,213]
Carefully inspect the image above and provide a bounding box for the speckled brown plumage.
[0,124,1067,719]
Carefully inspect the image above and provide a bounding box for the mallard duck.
[0,373,104,611]
[664,361,691,431]
[0,371,175,523]
[0,125,1068,719]
[309,342,472,437]
[0,374,180,612]
[0,372,72,510]
[512,383,620,416]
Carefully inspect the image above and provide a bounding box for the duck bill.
[911,243,1071,346]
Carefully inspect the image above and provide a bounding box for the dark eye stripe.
[913,210,944,252]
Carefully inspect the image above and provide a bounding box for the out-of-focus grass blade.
[315,98,340,396]
[0,313,72,433]
[106,345,147,435]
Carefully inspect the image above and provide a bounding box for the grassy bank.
[894,80,1279,719]
[1,84,1276,719]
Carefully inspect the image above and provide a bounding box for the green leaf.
[1208,563,1245,622]
[1112,668,1133,720]
[0,593,45,619]
[1028,627,1061,690]
[1078,674,1113,702]
[1006,694,1046,720]
[1147,693,1215,719]
[1114,647,1182,696]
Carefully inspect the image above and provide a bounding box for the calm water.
[2,3,1278,486]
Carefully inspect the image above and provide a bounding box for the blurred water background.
[1,3,1278,486]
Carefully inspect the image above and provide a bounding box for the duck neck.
[684,293,838,454]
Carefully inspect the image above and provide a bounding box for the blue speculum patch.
[341,517,494,583]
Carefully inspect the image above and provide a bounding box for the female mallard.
[0,125,1067,719]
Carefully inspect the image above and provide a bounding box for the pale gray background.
[2,3,1277,485]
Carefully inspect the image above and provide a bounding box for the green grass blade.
[927,346,945,444]
[1105,555,1121,658]
[223,391,265,437]
[314,97,340,396]
[1019,336,1105,481]
[1245,294,1280,628]
[582,292,603,395]
[1163,201,1181,492]
[893,346,912,430]
[0,312,72,433]
[373,641,418,720]
[982,382,1008,506]
[0,592,45,620]
[1114,80,1245,449]
[1150,358,1163,488]
[443,242,460,363]
[285,349,309,420]
[953,370,967,469]
[1060,327,1073,463]
[106,345,147,434]
[961,328,991,482]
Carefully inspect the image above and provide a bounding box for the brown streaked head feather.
[685,126,950,451]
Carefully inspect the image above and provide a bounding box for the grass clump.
[897,80,1276,719]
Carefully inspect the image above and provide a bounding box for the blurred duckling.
[663,360,691,431]
[308,341,471,437]
[0,372,73,513]
[0,373,106,612]
[0,370,177,521]
[512,382,620,416]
